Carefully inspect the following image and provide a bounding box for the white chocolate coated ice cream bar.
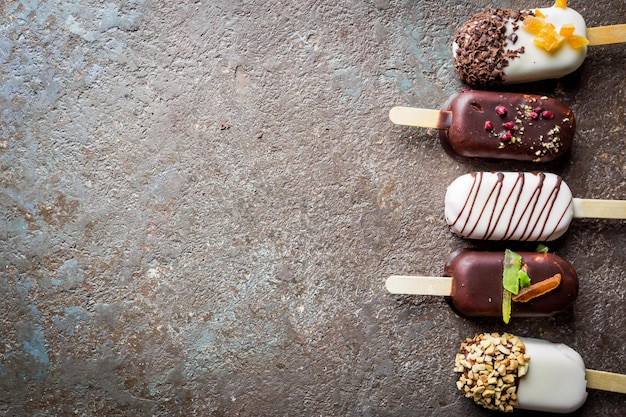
[445,171,626,241]
[456,333,626,413]
[453,1,625,86]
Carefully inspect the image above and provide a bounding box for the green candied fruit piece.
[502,289,512,324]
[503,249,522,294]
[518,270,531,289]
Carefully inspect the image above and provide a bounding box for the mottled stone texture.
[1,0,625,415]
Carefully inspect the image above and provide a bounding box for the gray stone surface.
[1,0,625,415]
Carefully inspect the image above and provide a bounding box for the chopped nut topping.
[455,333,530,413]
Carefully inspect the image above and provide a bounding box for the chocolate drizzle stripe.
[532,175,562,241]
[468,172,503,239]
[519,172,545,241]
[545,199,573,241]
[452,171,481,235]
[499,172,524,240]
[482,173,504,240]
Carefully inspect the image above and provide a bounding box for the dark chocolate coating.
[444,249,578,318]
[439,90,575,162]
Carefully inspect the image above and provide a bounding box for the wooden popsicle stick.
[389,107,452,129]
[586,369,626,394]
[385,275,452,296]
[587,24,626,46]
[572,198,626,219]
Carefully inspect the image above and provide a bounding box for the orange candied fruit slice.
[567,34,590,48]
[534,34,563,52]
[559,24,576,37]
[533,23,564,52]
[524,6,587,51]
[555,0,568,8]
[523,16,547,36]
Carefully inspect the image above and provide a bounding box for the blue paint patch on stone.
[64,2,140,43]
[54,259,84,291]
[53,306,88,336]
[15,276,34,299]
[101,3,139,32]
[5,276,51,380]
[20,306,50,380]
[0,187,37,215]
[182,267,285,379]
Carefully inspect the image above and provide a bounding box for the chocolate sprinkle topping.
[454,9,533,88]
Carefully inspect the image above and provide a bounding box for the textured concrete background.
[0,0,625,415]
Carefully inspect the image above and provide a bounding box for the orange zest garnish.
[512,273,562,303]
[533,24,564,52]
[567,35,590,48]
[559,24,576,37]
[555,0,568,9]
[523,14,589,51]
[523,16,546,36]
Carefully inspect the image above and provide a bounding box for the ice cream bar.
[389,89,575,162]
[455,332,626,413]
[386,249,578,318]
[445,171,626,241]
[453,1,626,87]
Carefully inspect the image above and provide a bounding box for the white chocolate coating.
[445,172,574,241]
[503,6,588,84]
[518,337,588,413]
